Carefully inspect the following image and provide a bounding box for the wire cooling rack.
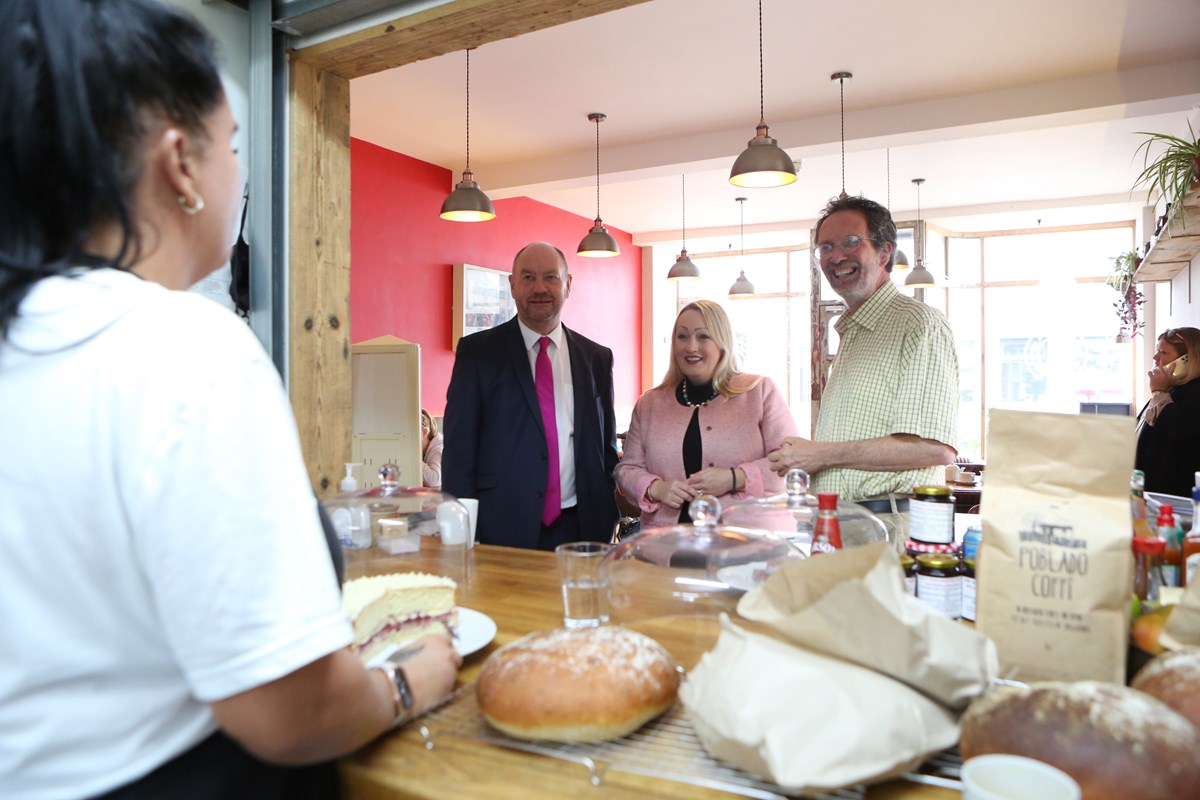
[416,685,964,799]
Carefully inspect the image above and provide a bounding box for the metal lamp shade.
[667,250,701,280]
[730,125,797,188]
[894,249,910,269]
[577,219,621,258]
[728,271,756,297]
[904,261,936,288]
[440,172,496,222]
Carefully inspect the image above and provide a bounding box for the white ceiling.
[347,0,1200,250]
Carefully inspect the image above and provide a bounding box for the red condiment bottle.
[1132,536,1166,604]
[811,492,843,554]
[1157,504,1182,588]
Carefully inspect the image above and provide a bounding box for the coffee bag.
[976,409,1134,683]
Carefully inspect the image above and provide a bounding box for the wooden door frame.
[287,0,648,496]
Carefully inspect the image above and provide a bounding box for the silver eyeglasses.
[815,234,878,258]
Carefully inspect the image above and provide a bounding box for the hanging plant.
[1132,120,1200,230]
[1108,251,1143,341]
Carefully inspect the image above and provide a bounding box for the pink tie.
[536,336,561,526]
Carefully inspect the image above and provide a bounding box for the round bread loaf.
[959,681,1200,800]
[476,626,679,743]
[1132,648,1200,730]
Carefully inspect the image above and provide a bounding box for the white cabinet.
[351,336,421,489]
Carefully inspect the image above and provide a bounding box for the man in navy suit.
[443,242,619,550]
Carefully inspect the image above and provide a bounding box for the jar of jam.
[915,552,962,619]
[961,556,977,621]
[905,538,959,559]
[909,485,956,544]
[900,553,916,595]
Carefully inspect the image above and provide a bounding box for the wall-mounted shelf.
[1134,183,1200,282]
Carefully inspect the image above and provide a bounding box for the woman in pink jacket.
[615,300,798,528]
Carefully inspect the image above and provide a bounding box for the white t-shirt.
[0,269,352,799]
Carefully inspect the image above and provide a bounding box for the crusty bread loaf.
[959,681,1200,800]
[476,626,679,743]
[1131,648,1200,730]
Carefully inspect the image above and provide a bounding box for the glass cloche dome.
[719,468,890,553]
[323,463,472,585]
[601,495,806,625]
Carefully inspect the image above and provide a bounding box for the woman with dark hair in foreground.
[0,2,459,797]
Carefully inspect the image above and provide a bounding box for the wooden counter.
[339,543,960,800]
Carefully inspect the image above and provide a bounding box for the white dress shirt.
[517,319,577,510]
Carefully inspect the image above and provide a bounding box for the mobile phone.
[1167,353,1189,378]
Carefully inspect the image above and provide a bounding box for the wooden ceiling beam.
[292,0,652,79]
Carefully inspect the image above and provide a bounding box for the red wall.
[350,138,642,415]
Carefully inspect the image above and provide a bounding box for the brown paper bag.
[679,615,960,793]
[1162,579,1200,650]
[976,409,1134,683]
[737,541,997,709]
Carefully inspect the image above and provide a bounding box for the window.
[942,225,1137,459]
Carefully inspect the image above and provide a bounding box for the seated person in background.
[0,3,460,797]
[1136,326,1200,497]
[421,408,444,490]
[767,194,958,544]
[615,300,797,528]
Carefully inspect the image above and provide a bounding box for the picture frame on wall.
[452,263,516,351]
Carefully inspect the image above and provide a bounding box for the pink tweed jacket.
[614,376,798,529]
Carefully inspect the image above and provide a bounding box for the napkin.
[736,541,998,709]
[1162,577,1200,650]
[680,615,960,794]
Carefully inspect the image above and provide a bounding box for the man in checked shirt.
[768,194,959,546]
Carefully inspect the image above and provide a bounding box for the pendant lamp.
[577,113,620,258]
[904,178,937,288]
[440,49,496,222]
[667,175,701,280]
[831,71,853,199]
[729,0,796,188]
[887,148,910,268]
[728,197,755,297]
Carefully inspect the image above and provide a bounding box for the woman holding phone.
[1136,327,1200,496]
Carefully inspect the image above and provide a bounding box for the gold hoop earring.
[177,193,205,215]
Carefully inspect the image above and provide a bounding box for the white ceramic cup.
[458,498,479,548]
[946,464,962,484]
[961,754,1080,800]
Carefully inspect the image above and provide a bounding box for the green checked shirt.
[813,281,959,499]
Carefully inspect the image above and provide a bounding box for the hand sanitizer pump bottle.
[332,463,372,548]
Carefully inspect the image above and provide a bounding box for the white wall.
[1166,255,1200,330]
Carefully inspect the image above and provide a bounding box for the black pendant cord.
[464,49,471,171]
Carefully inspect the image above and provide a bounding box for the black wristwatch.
[378,659,415,728]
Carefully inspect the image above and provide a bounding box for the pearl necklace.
[680,378,716,407]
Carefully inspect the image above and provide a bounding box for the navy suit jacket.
[442,318,619,549]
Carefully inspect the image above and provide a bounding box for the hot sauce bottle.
[1157,504,1182,588]
[811,492,843,554]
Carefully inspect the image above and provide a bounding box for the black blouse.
[1135,377,1200,497]
[676,379,717,522]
